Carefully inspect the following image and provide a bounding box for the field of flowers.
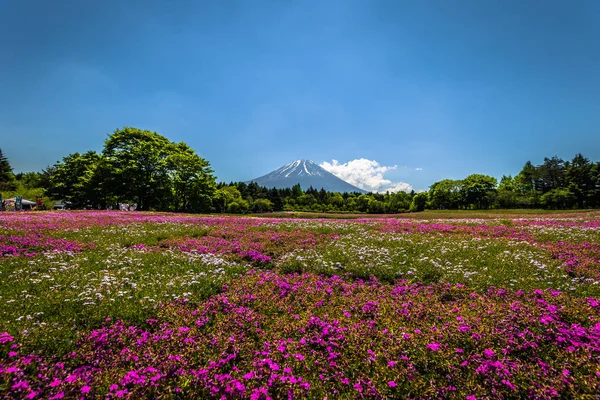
[1,211,599,398]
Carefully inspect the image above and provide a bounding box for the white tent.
[7,198,36,206]
[4,198,37,210]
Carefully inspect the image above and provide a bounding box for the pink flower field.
[1,211,600,398]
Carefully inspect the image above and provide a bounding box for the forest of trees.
[1,127,600,213]
[212,181,422,213]
[427,155,600,210]
[1,127,216,212]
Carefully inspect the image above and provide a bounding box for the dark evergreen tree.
[0,148,17,192]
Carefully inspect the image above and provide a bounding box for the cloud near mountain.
[319,158,413,193]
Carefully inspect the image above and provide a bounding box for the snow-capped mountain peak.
[248,160,366,193]
[276,160,323,178]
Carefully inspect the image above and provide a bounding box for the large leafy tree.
[515,161,537,192]
[410,192,428,212]
[566,153,595,208]
[429,179,463,209]
[268,187,284,211]
[0,148,17,192]
[536,156,566,193]
[167,142,215,212]
[102,127,177,210]
[540,188,577,209]
[101,127,216,211]
[47,151,102,208]
[461,174,497,209]
[214,186,242,213]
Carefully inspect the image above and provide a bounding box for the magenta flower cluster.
[159,227,332,264]
[2,271,599,399]
[0,234,94,257]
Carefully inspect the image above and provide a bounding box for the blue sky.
[1,0,599,191]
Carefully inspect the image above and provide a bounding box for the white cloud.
[320,158,413,193]
[385,182,414,193]
[415,167,423,171]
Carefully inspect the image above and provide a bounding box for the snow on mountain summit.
[248,160,367,193]
[273,160,323,178]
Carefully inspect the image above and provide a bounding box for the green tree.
[367,199,385,213]
[592,163,600,207]
[14,172,43,189]
[514,161,536,192]
[167,142,215,212]
[291,184,303,199]
[540,188,577,209]
[330,193,344,208]
[536,156,566,193]
[566,153,595,208]
[409,192,428,212]
[46,151,102,208]
[268,188,284,211]
[355,194,371,212]
[102,127,175,210]
[297,194,317,208]
[214,186,242,213]
[0,148,17,192]
[429,179,462,209]
[461,174,497,209]
[253,198,273,213]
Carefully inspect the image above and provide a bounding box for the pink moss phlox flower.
[11,380,29,390]
[0,332,14,343]
[427,342,441,351]
[49,378,62,388]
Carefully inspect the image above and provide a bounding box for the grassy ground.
[259,209,600,219]
[1,211,599,398]
[1,211,599,355]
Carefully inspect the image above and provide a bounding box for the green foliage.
[410,192,428,212]
[227,201,241,213]
[42,127,216,212]
[6,135,600,214]
[0,148,17,193]
[425,153,600,211]
[540,188,577,209]
[252,198,273,213]
[461,174,497,209]
[214,186,243,212]
[167,142,216,212]
[429,179,462,209]
[46,151,102,208]
[102,127,180,210]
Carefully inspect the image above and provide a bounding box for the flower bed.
[2,271,599,399]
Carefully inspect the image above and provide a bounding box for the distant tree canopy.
[2,133,600,213]
[43,127,216,211]
[426,154,600,210]
[218,181,415,214]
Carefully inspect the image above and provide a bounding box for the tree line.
[1,127,599,213]
[428,155,600,210]
[1,127,216,212]
[212,182,424,213]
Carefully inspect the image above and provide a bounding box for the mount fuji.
[248,160,367,193]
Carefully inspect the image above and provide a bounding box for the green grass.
[1,212,599,358]
[258,209,600,219]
